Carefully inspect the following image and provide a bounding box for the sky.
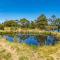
[0,0,60,23]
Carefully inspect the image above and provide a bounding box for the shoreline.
[0,38,60,60]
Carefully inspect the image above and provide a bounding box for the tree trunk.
[58,26,60,32]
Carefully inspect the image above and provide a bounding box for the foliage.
[20,18,30,28]
[4,20,18,27]
[0,24,4,30]
[36,14,48,29]
[54,18,60,31]
[48,15,56,25]
[0,14,60,30]
[30,21,36,29]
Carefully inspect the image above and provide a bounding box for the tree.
[36,14,48,29]
[48,15,56,31]
[54,18,60,32]
[30,21,36,29]
[4,20,18,27]
[0,24,4,30]
[20,18,30,28]
[50,15,56,25]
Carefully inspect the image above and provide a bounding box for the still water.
[3,34,59,46]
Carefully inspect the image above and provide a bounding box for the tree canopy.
[0,14,60,31]
[36,14,48,29]
[19,18,30,28]
[4,20,18,27]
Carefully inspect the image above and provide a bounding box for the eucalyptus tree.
[50,15,56,25]
[4,20,18,27]
[54,18,60,32]
[48,15,56,31]
[36,14,48,30]
[0,24,4,30]
[20,18,30,28]
[4,20,19,31]
[30,21,36,29]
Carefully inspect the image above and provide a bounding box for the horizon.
[0,0,60,23]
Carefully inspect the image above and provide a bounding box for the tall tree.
[50,15,56,25]
[4,20,18,27]
[20,18,30,28]
[30,21,36,29]
[54,18,60,32]
[0,24,4,30]
[36,14,48,29]
[48,15,56,31]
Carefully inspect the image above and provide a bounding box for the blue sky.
[0,0,60,23]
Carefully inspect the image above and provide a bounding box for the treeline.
[0,14,60,31]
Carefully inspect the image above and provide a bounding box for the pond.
[3,34,59,46]
[50,29,60,32]
[54,29,60,32]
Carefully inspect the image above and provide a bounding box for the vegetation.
[19,18,30,28]
[0,14,60,31]
[4,20,18,27]
[30,21,36,29]
[54,18,60,32]
[0,14,60,60]
[0,39,60,60]
[0,24,4,30]
[36,14,48,29]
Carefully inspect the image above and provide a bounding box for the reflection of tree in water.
[36,35,47,46]
[20,35,29,40]
[14,35,19,43]
[13,34,29,43]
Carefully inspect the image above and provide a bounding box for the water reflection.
[23,36,40,46]
[46,36,57,45]
[36,35,47,46]
[36,35,58,46]
[4,34,59,46]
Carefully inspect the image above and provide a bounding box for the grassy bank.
[0,29,60,40]
[0,38,60,60]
